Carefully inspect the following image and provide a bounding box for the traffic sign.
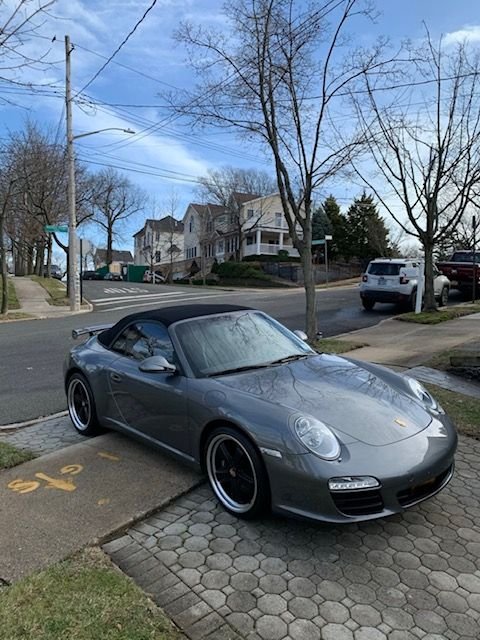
[44,225,68,233]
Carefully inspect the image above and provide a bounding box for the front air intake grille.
[331,489,384,516]
[397,465,453,507]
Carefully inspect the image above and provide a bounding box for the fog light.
[328,476,380,491]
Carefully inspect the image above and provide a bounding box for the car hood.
[214,354,432,446]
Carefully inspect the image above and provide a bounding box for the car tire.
[438,286,449,307]
[362,299,375,311]
[67,373,102,437]
[205,426,270,519]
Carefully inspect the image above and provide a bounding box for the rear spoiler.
[72,324,113,340]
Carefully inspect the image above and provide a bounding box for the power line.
[75,0,160,96]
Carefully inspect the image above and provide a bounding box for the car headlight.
[406,377,444,413]
[292,415,340,460]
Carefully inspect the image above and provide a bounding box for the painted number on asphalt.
[8,464,84,494]
[7,453,120,495]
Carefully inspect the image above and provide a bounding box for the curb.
[0,411,68,433]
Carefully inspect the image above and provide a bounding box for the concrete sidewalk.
[11,276,91,318]
[0,431,200,583]
[337,311,480,368]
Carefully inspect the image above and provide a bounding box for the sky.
[2,0,480,257]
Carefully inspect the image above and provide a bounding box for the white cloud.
[444,25,480,46]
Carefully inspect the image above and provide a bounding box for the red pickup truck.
[437,251,480,294]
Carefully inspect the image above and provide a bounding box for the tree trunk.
[300,245,317,340]
[26,244,34,275]
[107,225,113,266]
[423,239,437,311]
[34,240,45,276]
[46,235,52,277]
[0,213,8,315]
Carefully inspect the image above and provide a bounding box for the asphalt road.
[0,281,455,425]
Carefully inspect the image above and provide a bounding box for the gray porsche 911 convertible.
[65,304,457,523]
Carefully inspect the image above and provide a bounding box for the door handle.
[110,373,122,383]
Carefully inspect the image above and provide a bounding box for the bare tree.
[161,190,182,282]
[171,0,390,338]
[352,33,480,310]
[198,166,276,260]
[0,0,55,101]
[91,168,146,266]
[2,122,94,278]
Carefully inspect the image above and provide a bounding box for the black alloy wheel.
[67,373,102,436]
[205,427,269,519]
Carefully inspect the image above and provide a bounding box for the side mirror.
[139,355,176,374]
[293,329,308,341]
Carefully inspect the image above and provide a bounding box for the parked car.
[104,272,123,281]
[360,258,450,311]
[82,271,104,280]
[66,305,457,523]
[437,251,480,295]
[143,270,165,284]
[43,264,63,280]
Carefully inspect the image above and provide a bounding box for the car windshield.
[368,263,405,276]
[175,311,314,377]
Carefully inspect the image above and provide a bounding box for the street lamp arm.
[72,127,135,140]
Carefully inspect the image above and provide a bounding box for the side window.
[111,322,175,362]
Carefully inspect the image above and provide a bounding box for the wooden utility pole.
[65,35,80,311]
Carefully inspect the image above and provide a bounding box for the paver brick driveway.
[105,435,480,640]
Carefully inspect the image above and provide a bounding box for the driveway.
[104,435,480,640]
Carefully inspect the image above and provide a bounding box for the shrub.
[216,261,266,279]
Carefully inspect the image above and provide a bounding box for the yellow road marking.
[60,464,83,475]
[97,452,120,461]
[34,473,76,492]
[8,480,40,494]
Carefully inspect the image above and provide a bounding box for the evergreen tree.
[312,206,332,241]
[322,195,348,259]
[345,192,391,265]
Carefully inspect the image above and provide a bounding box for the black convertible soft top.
[97,304,253,347]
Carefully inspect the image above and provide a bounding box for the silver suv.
[360,258,450,311]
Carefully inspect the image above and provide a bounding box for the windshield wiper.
[207,363,273,377]
[268,354,311,366]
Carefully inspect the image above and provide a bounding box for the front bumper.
[265,413,457,523]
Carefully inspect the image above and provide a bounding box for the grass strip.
[310,338,368,354]
[425,383,480,440]
[30,274,68,306]
[0,276,20,310]
[0,312,33,321]
[0,547,184,640]
[0,441,35,469]
[396,304,480,324]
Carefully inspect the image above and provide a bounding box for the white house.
[182,193,300,268]
[133,216,184,268]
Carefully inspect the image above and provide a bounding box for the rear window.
[367,262,405,276]
[451,252,480,262]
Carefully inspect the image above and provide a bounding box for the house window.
[246,236,254,245]
[189,217,194,233]
[247,209,254,219]
[206,219,213,233]
[217,240,224,254]
[155,251,161,262]
[275,212,283,227]
[217,215,226,225]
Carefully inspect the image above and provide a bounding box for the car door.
[107,320,191,457]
